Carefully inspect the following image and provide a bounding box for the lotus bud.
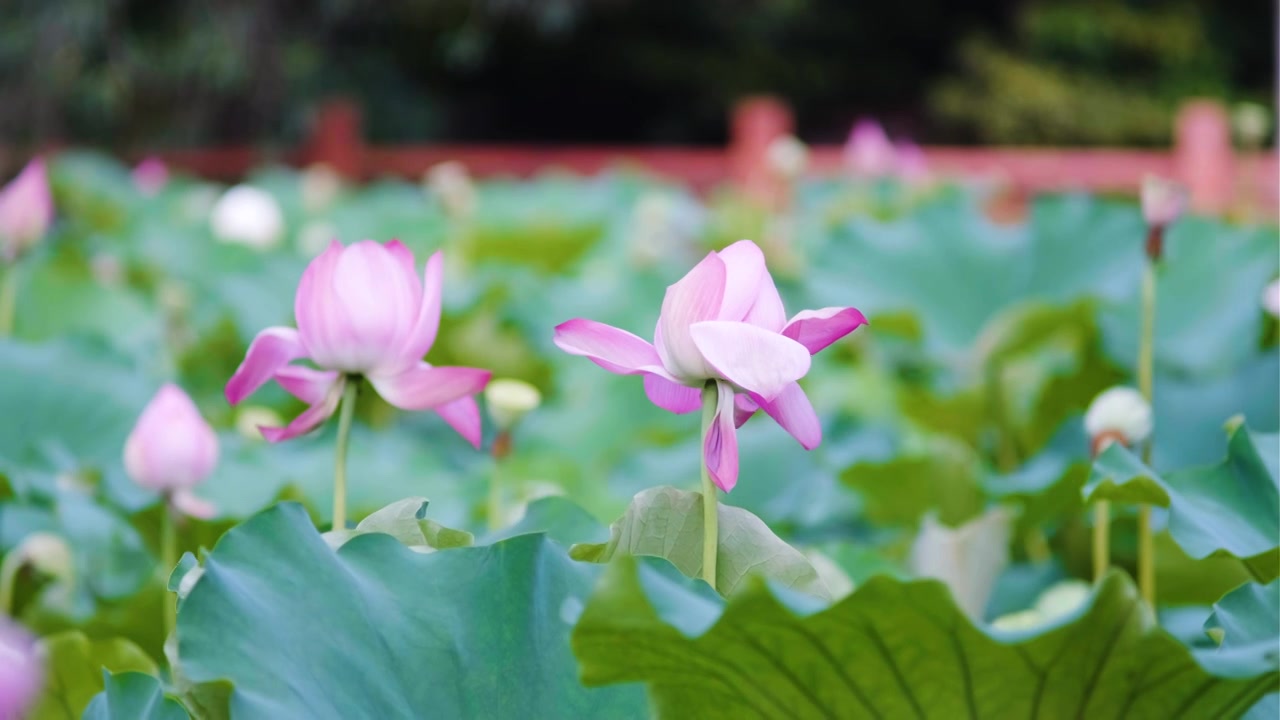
[300,163,342,213]
[425,161,477,218]
[210,185,284,249]
[0,620,42,720]
[0,158,53,264]
[1262,278,1280,318]
[132,156,169,197]
[235,405,285,440]
[124,384,219,516]
[1233,102,1271,148]
[765,135,809,180]
[11,532,73,585]
[484,379,542,432]
[1084,386,1152,455]
[843,119,896,178]
[1140,175,1187,230]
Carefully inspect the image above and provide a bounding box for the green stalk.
[332,379,358,532]
[0,548,21,615]
[1137,259,1158,606]
[487,431,512,531]
[1092,501,1110,581]
[0,262,17,337]
[162,501,178,638]
[700,383,719,591]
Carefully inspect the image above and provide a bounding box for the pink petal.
[274,365,341,405]
[689,320,810,401]
[782,307,868,355]
[643,374,701,414]
[734,394,758,428]
[655,252,726,380]
[368,363,491,412]
[715,240,768,321]
[703,381,739,492]
[294,240,346,356]
[743,271,787,332]
[225,327,305,404]
[171,489,217,520]
[394,250,444,370]
[554,319,670,376]
[125,384,219,492]
[753,382,821,449]
[433,396,483,449]
[329,240,422,373]
[261,377,346,443]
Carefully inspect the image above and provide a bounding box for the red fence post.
[1174,100,1234,214]
[729,96,793,206]
[306,97,364,179]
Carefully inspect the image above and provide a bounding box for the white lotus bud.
[766,135,809,179]
[1233,103,1271,147]
[484,379,542,431]
[1033,579,1091,621]
[1261,278,1280,318]
[909,506,1011,618]
[300,163,342,213]
[425,161,477,218]
[235,405,285,441]
[210,185,284,249]
[1084,386,1152,452]
[12,532,73,583]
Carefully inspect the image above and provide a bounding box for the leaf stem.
[488,430,512,531]
[0,261,17,337]
[0,547,21,615]
[333,378,358,532]
[162,500,178,639]
[1092,501,1110,581]
[700,382,718,591]
[1137,259,1157,606]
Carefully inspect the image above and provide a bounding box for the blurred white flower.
[425,161,478,218]
[484,378,542,431]
[235,405,285,441]
[1262,278,1280,318]
[910,506,1011,618]
[1233,102,1271,147]
[210,185,284,249]
[1084,386,1152,453]
[8,532,73,586]
[629,191,704,264]
[1140,175,1188,229]
[300,163,342,213]
[766,135,809,180]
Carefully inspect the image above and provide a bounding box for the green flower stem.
[1137,259,1158,606]
[333,379,359,532]
[0,547,21,615]
[488,430,512,532]
[1093,501,1110,581]
[162,500,178,639]
[700,383,719,591]
[0,262,18,337]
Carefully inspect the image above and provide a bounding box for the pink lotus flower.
[843,119,896,178]
[132,156,169,196]
[225,240,491,447]
[0,619,41,720]
[0,158,53,263]
[1140,174,1188,228]
[125,384,219,519]
[554,240,865,491]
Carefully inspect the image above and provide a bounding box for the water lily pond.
[0,151,1276,719]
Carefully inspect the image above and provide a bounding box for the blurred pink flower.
[226,240,491,447]
[843,119,896,178]
[124,384,219,519]
[554,240,865,491]
[1140,175,1188,228]
[0,158,53,263]
[0,619,42,720]
[132,156,169,197]
[895,141,931,187]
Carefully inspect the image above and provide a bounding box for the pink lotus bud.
[843,119,896,178]
[555,239,866,491]
[0,158,53,263]
[132,156,169,197]
[225,241,492,447]
[1140,174,1188,229]
[895,141,931,187]
[124,384,219,505]
[0,619,42,720]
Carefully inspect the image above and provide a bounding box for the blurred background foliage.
[0,0,1271,148]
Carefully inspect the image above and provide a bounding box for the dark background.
[0,0,1272,148]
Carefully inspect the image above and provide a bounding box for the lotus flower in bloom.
[125,384,219,518]
[1140,175,1188,229]
[132,156,169,196]
[554,240,865,491]
[0,619,42,720]
[226,240,491,446]
[0,158,53,263]
[843,119,896,178]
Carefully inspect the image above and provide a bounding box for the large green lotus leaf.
[323,496,474,551]
[176,503,645,718]
[1084,427,1279,579]
[569,486,831,600]
[482,496,609,546]
[1199,580,1280,679]
[840,446,986,529]
[573,557,1279,719]
[82,672,189,720]
[28,631,157,720]
[1152,353,1280,468]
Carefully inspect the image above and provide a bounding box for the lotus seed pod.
[484,379,542,431]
